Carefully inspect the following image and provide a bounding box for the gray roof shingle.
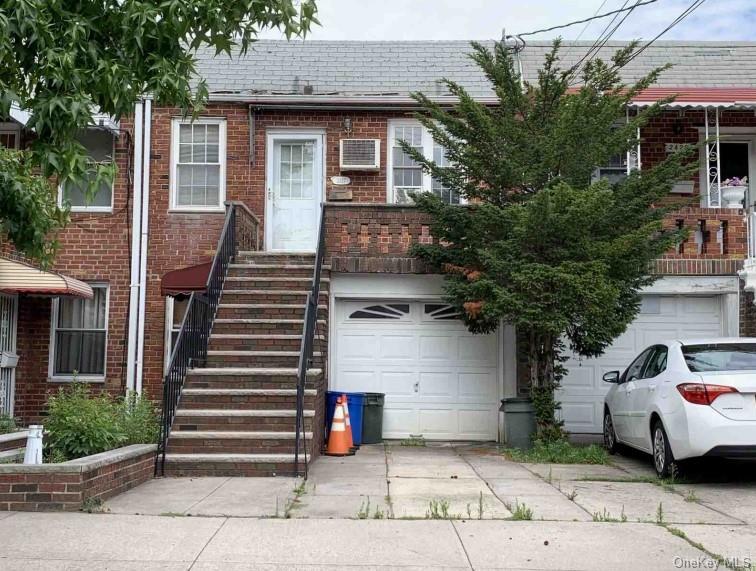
[194,40,756,99]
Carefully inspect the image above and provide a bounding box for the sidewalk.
[1,443,754,569]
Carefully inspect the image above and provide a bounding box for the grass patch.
[504,440,609,465]
[400,436,426,447]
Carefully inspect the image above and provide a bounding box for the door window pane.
[277,142,315,200]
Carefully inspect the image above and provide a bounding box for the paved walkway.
[1,443,754,569]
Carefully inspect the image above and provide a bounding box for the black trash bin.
[361,392,385,444]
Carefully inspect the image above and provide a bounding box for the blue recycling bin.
[326,391,365,446]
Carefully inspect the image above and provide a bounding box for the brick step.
[185,367,321,390]
[166,431,314,454]
[220,290,327,305]
[215,304,328,321]
[180,388,316,409]
[212,318,327,335]
[172,409,315,431]
[224,276,329,291]
[228,264,323,278]
[236,252,315,265]
[205,350,324,369]
[163,453,300,477]
[209,334,326,352]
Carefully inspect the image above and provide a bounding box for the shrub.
[45,384,126,461]
[45,385,160,461]
[0,414,18,434]
[117,391,159,446]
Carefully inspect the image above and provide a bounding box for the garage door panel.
[560,294,724,433]
[459,335,497,361]
[336,370,379,393]
[382,371,418,397]
[419,335,455,359]
[458,371,497,400]
[380,335,417,360]
[383,408,417,438]
[418,371,456,398]
[339,334,377,360]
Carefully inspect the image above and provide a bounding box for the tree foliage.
[403,41,695,440]
[0,0,317,264]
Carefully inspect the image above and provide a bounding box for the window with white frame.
[593,152,628,184]
[389,121,460,205]
[0,125,20,149]
[171,118,226,210]
[50,285,108,378]
[164,296,189,371]
[60,129,115,211]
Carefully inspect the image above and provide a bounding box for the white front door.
[266,133,324,252]
[0,294,18,416]
[333,300,500,441]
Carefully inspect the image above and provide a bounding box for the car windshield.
[682,343,756,372]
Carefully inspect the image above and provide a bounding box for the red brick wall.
[12,122,132,424]
[0,444,154,511]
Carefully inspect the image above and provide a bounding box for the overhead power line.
[516,0,658,37]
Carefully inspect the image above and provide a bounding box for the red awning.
[161,262,212,297]
[0,256,93,298]
[630,87,756,109]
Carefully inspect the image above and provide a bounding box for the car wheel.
[652,421,675,478]
[603,409,618,454]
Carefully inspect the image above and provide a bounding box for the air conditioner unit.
[340,139,380,171]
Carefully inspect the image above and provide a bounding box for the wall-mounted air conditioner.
[340,139,380,171]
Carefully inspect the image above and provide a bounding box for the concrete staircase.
[163,252,329,477]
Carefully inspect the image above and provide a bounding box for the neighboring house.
[3,40,756,475]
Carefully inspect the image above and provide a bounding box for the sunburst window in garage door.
[348,303,410,320]
[423,304,460,320]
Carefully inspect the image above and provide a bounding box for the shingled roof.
[194,40,756,100]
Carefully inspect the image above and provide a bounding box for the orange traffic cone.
[341,394,357,451]
[325,398,354,456]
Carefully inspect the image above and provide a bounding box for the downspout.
[125,100,145,393]
[125,96,152,394]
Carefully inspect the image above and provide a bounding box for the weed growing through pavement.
[592,506,627,523]
[506,500,533,521]
[427,498,452,519]
[400,436,426,447]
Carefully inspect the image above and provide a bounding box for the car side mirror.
[602,371,620,384]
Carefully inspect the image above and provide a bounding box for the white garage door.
[559,294,725,433]
[333,300,500,440]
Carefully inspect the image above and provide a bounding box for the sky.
[258,0,756,42]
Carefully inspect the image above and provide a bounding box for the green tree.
[0,0,317,265]
[402,40,694,441]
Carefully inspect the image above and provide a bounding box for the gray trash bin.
[361,393,385,444]
[500,398,536,450]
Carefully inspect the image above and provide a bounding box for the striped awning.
[0,257,93,298]
[630,88,756,109]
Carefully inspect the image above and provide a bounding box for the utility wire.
[517,0,658,37]
[563,0,611,57]
[620,0,707,67]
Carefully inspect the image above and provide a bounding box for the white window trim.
[0,123,20,150]
[57,131,116,214]
[48,283,109,382]
[386,119,464,205]
[170,117,227,213]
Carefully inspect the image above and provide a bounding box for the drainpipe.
[125,96,152,394]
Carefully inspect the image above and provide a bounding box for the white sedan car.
[603,338,756,477]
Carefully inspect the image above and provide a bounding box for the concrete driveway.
[2,442,753,569]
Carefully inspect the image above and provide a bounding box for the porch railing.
[155,201,260,476]
[294,204,327,479]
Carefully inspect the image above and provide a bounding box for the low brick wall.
[0,431,28,453]
[324,203,434,273]
[0,444,155,511]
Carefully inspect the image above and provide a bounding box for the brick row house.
[3,40,756,476]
